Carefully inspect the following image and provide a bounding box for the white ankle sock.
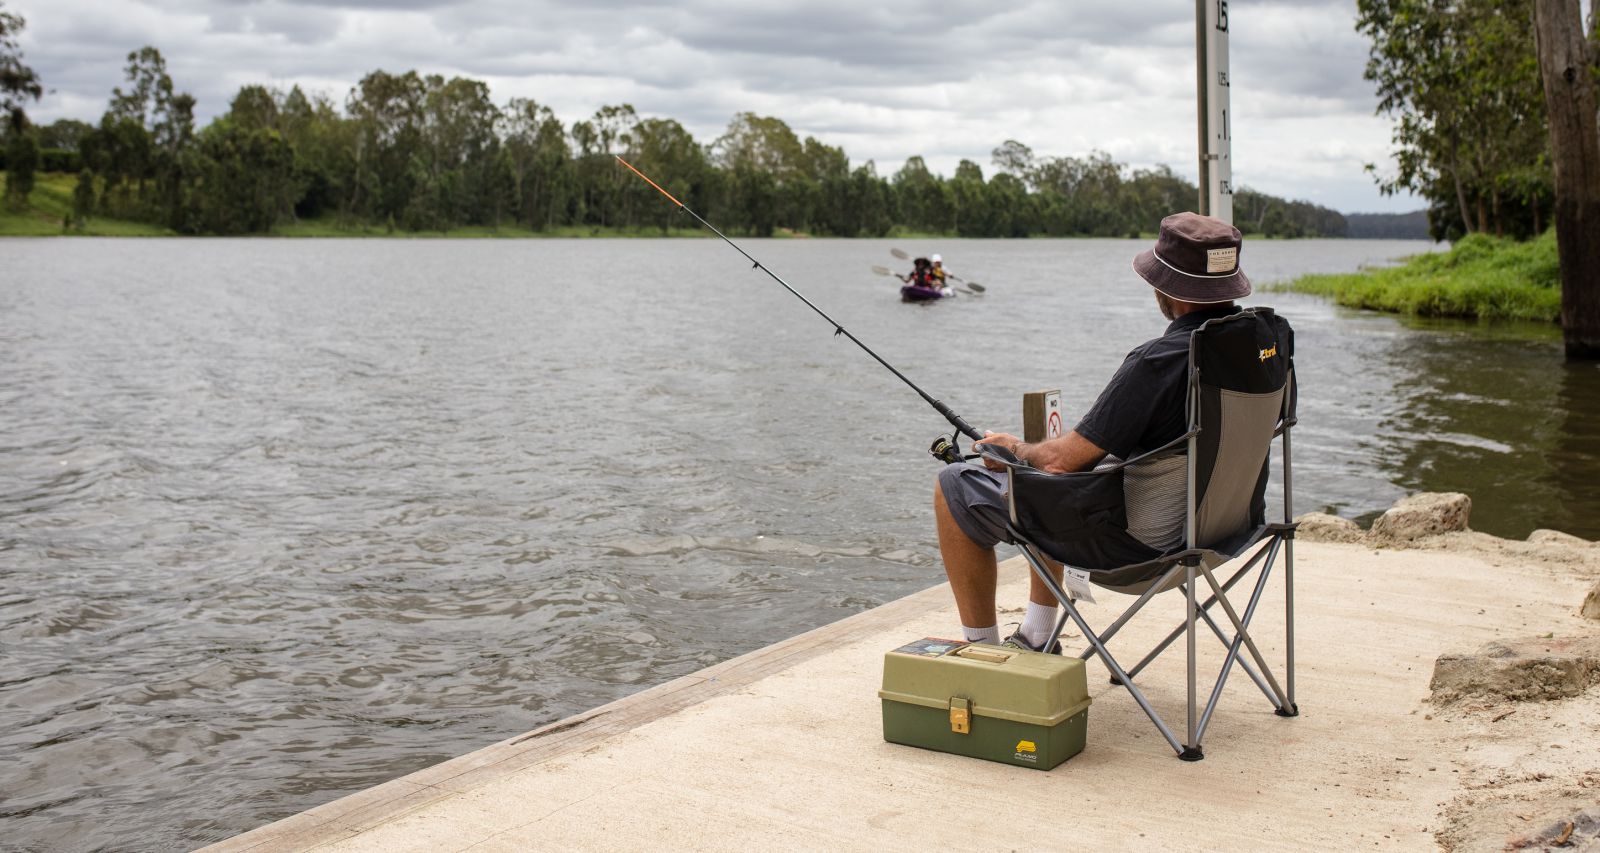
[962,624,1000,645]
[1020,601,1058,648]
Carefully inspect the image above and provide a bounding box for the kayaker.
[929,254,948,287]
[902,257,938,290]
[932,213,1273,653]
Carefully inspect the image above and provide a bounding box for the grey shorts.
[937,463,1014,550]
[937,462,1165,570]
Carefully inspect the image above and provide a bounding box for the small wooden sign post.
[1022,390,1064,444]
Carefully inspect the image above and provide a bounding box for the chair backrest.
[1187,308,1294,549]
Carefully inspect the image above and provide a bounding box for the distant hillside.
[1344,210,1433,240]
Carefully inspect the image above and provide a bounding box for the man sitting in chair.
[934,212,1253,653]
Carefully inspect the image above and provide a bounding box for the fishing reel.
[929,434,966,465]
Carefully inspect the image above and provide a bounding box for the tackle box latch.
[949,696,971,734]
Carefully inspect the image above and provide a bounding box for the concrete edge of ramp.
[200,559,1022,853]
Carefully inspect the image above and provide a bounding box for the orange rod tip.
[615,155,684,208]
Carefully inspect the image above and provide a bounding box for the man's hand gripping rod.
[614,155,983,464]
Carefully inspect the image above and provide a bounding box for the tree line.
[0,27,1349,237]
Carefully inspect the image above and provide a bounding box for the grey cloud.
[213,0,463,8]
[205,3,345,45]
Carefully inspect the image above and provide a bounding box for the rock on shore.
[1429,637,1600,704]
[1369,492,1472,542]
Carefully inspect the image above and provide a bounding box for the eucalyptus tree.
[893,155,952,233]
[799,136,849,234]
[193,111,294,234]
[276,86,355,221]
[588,103,638,227]
[625,117,704,232]
[110,47,174,129]
[991,140,1036,183]
[346,70,426,226]
[1127,165,1195,233]
[1,2,42,209]
[847,161,895,237]
[985,171,1033,237]
[714,113,815,231]
[0,2,38,120]
[1030,151,1128,237]
[151,91,196,229]
[503,98,573,229]
[39,119,93,151]
[1357,0,1549,238]
[948,159,989,237]
[82,46,190,219]
[713,112,804,178]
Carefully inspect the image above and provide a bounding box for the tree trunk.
[1493,187,1502,237]
[1476,194,1488,234]
[1535,0,1600,358]
[1450,137,1474,232]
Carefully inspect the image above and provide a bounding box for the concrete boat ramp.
[206,534,1600,852]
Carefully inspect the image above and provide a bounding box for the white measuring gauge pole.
[1196,0,1234,223]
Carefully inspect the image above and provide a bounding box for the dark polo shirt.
[1074,304,1241,459]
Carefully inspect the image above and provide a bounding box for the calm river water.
[2,237,1597,850]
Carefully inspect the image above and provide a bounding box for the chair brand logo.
[1258,344,1278,362]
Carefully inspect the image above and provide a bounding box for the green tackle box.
[879,638,1091,770]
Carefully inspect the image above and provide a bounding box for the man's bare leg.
[1021,554,1067,648]
[933,479,997,632]
[1029,557,1065,606]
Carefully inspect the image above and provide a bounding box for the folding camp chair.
[978,307,1298,761]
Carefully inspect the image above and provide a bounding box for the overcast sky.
[10,0,1420,213]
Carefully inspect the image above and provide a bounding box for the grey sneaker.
[1001,629,1062,655]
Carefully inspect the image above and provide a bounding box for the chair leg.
[1110,535,1292,752]
[1281,537,1298,716]
[1106,598,1269,698]
[1117,544,1272,682]
[1196,543,1292,739]
[1017,544,1187,757]
[1076,565,1184,657]
[1192,597,1274,704]
[1199,563,1291,711]
[1183,561,1202,761]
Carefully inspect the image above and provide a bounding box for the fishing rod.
[614,155,983,463]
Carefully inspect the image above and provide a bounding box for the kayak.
[902,284,947,300]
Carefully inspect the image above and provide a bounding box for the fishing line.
[615,155,983,461]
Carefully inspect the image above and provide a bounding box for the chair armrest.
[975,427,1198,476]
[973,443,1032,471]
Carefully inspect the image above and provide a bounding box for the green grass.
[0,173,721,238]
[884,225,952,239]
[1275,231,1562,322]
[0,173,173,236]
[271,216,713,239]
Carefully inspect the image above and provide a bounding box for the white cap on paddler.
[931,254,942,262]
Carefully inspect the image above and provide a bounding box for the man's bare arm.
[973,430,1108,475]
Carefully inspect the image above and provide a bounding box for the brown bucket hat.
[1132,212,1251,303]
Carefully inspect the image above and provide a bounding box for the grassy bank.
[1277,231,1561,321]
[0,172,725,238]
[271,217,711,239]
[0,173,173,236]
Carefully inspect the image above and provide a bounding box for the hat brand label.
[1206,247,1238,273]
